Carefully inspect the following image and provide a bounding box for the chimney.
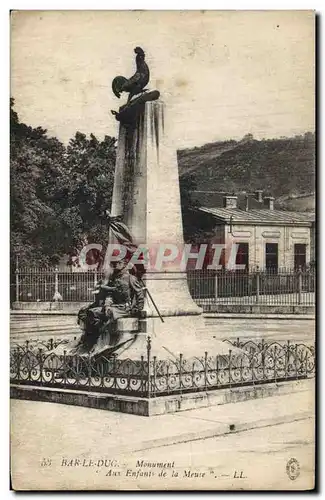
[255,190,263,203]
[245,194,249,211]
[223,195,238,209]
[264,196,274,210]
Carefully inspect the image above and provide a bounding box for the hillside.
[177,133,315,205]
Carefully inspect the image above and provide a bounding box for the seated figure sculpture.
[75,259,145,355]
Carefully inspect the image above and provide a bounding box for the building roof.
[199,207,315,226]
[191,191,263,210]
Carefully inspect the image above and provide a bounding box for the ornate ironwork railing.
[10,338,315,398]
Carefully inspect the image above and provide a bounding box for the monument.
[52,46,241,360]
[12,46,295,418]
[105,47,237,359]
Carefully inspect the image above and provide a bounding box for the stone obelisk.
[110,98,231,359]
[111,99,202,314]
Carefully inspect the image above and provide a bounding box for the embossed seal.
[286,458,300,480]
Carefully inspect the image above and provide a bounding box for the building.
[187,191,315,271]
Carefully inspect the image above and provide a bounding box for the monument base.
[142,272,203,317]
[10,378,310,417]
[50,313,242,361]
[117,314,243,360]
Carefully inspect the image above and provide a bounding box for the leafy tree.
[10,99,117,269]
[179,174,215,243]
[10,99,66,267]
[242,133,254,142]
[56,131,116,261]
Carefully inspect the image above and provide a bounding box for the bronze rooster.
[112,47,150,103]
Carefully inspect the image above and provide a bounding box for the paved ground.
[197,292,315,306]
[10,314,315,346]
[140,418,315,490]
[10,311,316,491]
[11,380,314,491]
[205,317,315,344]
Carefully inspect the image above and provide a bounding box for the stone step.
[11,318,77,324]
[11,314,77,320]
[11,318,76,324]
[11,328,79,335]
[11,323,79,331]
[11,322,77,330]
[11,320,78,329]
[11,316,76,322]
[10,319,78,327]
[11,333,79,344]
[10,314,77,321]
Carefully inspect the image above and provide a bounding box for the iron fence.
[187,268,315,306]
[14,267,105,303]
[12,267,315,307]
[10,338,315,398]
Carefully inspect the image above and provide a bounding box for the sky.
[11,10,315,149]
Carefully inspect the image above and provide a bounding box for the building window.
[236,243,249,271]
[294,244,306,270]
[265,243,278,271]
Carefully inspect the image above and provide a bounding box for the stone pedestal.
[110,99,230,359]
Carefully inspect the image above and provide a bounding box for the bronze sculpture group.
[76,260,145,355]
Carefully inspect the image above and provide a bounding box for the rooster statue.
[112,47,150,103]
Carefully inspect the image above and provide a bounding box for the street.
[133,418,315,490]
[10,314,315,346]
[10,313,315,491]
[204,317,315,344]
[10,385,315,491]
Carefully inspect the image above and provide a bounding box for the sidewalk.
[205,312,315,320]
[198,292,315,305]
[10,311,315,346]
[11,379,314,458]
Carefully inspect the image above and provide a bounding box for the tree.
[10,99,117,269]
[56,131,116,262]
[241,133,254,142]
[10,98,66,267]
[179,174,215,243]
